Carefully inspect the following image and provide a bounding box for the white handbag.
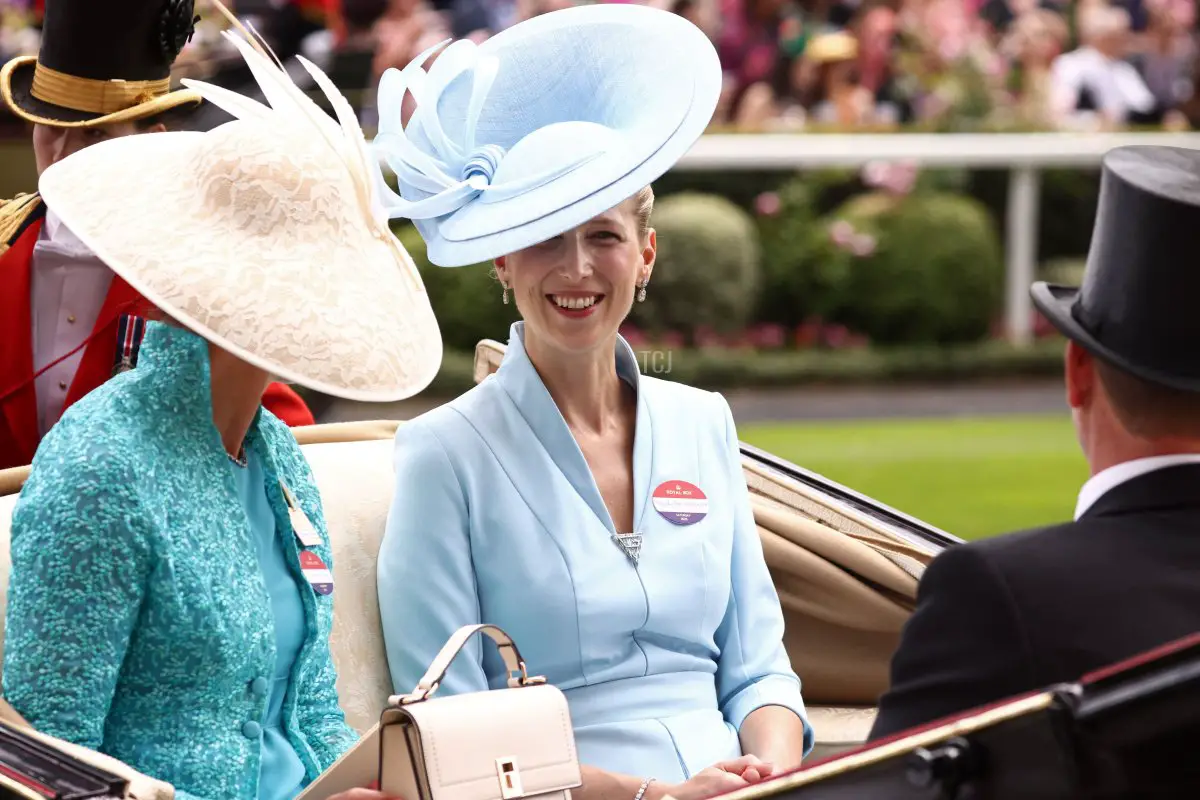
[301,624,581,800]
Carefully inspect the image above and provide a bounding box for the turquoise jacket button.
[242,721,262,739]
[250,677,269,697]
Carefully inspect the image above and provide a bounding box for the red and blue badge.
[652,480,709,526]
[299,551,334,596]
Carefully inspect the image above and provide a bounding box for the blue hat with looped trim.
[370,3,722,267]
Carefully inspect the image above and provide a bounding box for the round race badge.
[299,550,335,596]
[652,480,709,526]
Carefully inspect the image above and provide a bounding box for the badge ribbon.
[112,313,146,377]
[279,481,323,548]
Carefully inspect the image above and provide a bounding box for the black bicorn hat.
[0,0,204,127]
[1031,145,1200,392]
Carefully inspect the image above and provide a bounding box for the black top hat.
[1031,145,1200,392]
[0,0,203,127]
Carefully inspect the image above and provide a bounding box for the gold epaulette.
[0,192,43,255]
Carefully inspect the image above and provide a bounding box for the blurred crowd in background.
[0,0,1198,132]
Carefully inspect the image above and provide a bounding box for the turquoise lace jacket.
[2,323,358,800]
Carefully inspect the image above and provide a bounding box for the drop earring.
[636,279,648,303]
[502,283,510,304]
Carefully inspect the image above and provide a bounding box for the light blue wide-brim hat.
[371,2,722,267]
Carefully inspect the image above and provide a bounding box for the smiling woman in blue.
[373,7,813,800]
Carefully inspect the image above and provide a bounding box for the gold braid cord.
[0,193,43,254]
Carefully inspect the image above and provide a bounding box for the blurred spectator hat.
[1031,146,1200,392]
[371,3,722,267]
[34,7,444,403]
[0,0,204,127]
[804,30,858,64]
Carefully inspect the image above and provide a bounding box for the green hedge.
[751,181,1005,345]
[824,190,1004,345]
[626,192,762,343]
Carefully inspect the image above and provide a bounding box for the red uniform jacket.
[0,198,315,470]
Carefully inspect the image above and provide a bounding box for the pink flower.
[862,160,891,187]
[754,191,782,217]
[823,324,851,349]
[829,219,855,246]
[938,36,967,62]
[983,51,1006,77]
[694,326,725,349]
[747,323,786,349]
[888,163,918,195]
[863,159,918,195]
[851,233,877,257]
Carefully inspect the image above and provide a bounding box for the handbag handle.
[390,624,546,706]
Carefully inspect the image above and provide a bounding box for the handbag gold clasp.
[496,757,523,799]
[392,680,440,705]
[509,661,547,688]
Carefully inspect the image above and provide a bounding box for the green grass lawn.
[739,414,1090,541]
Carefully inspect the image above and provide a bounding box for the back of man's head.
[1069,340,1200,474]
[1097,359,1200,440]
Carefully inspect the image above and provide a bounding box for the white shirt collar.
[43,207,63,239]
[1074,454,1200,520]
[37,207,99,261]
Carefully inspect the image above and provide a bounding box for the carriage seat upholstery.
[0,420,881,766]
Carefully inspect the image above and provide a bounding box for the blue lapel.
[492,322,655,536]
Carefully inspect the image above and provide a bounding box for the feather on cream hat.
[35,3,443,403]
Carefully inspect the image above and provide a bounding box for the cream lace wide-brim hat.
[37,116,444,403]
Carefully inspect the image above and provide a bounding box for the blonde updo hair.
[632,185,655,239]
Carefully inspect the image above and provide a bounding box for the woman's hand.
[656,767,751,800]
[326,791,403,800]
[710,754,776,783]
[326,780,403,800]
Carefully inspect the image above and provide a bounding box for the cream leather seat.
[0,349,947,765]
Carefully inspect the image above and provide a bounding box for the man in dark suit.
[869,144,1200,741]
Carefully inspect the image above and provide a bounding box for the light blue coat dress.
[378,322,813,783]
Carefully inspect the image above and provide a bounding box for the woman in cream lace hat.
[1,9,440,800]
[373,6,813,800]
